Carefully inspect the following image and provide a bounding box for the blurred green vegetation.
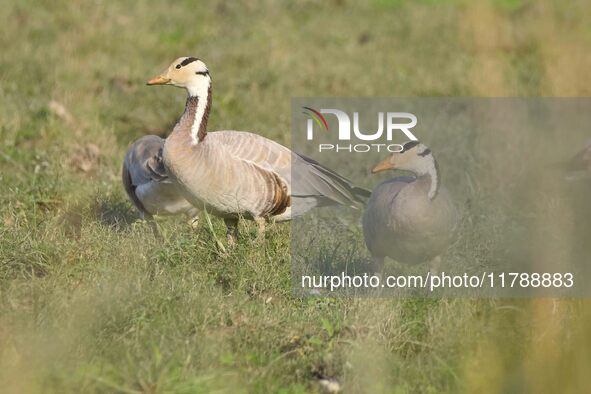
[1,0,590,392]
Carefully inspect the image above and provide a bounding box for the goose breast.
[362,176,457,264]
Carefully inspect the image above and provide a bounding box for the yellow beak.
[147,75,171,85]
[371,157,395,173]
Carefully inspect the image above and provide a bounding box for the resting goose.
[146,57,369,243]
[122,135,199,225]
[565,140,591,176]
[362,141,457,273]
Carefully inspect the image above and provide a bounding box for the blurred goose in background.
[122,135,199,225]
[362,141,457,273]
[564,139,591,179]
[147,56,369,244]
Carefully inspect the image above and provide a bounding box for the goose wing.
[124,135,169,186]
[209,131,291,177]
[122,135,169,217]
[209,131,370,211]
[293,153,371,207]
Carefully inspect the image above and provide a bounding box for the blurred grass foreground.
[1,0,591,393]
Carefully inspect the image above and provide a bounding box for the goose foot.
[224,218,239,248]
[186,208,200,229]
[188,215,200,229]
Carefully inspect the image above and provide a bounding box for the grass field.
[1,0,591,392]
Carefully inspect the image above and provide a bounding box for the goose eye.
[175,64,182,69]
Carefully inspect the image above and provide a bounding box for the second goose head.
[371,141,440,199]
[147,56,210,97]
[371,141,435,175]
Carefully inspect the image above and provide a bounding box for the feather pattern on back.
[164,129,369,221]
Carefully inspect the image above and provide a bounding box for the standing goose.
[146,56,369,243]
[362,141,457,273]
[122,135,199,224]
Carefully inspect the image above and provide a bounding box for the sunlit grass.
[1,0,591,392]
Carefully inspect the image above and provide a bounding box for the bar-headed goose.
[122,135,199,225]
[565,140,591,177]
[147,57,369,243]
[362,141,457,273]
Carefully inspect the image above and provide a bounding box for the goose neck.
[175,84,212,145]
[420,158,440,200]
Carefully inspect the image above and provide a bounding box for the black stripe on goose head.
[418,148,431,157]
[180,57,199,66]
[400,140,420,153]
[176,57,199,69]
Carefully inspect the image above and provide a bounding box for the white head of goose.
[147,57,211,145]
[362,141,457,273]
[147,56,370,244]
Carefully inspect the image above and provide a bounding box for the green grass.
[1,0,591,392]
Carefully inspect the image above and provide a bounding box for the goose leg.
[369,256,385,275]
[142,217,163,241]
[429,255,442,275]
[367,256,385,296]
[147,220,162,240]
[254,217,266,242]
[224,218,239,247]
[138,212,162,240]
